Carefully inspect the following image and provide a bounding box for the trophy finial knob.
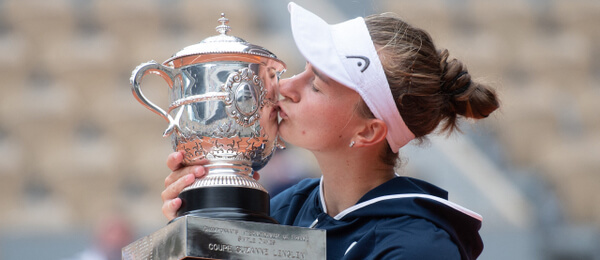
[216,13,231,35]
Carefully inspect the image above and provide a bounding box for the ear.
[353,119,388,148]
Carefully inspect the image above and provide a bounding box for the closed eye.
[311,83,320,92]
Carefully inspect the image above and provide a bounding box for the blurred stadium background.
[0,0,599,259]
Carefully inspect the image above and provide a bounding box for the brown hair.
[362,13,500,166]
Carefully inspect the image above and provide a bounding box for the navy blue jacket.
[270,177,483,259]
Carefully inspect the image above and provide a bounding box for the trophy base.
[177,186,275,223]
[122,215,326,260]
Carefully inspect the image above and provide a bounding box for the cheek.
[303,110,343,135]
[317,104,349,126]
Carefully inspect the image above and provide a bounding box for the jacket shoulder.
[269,178,320,223]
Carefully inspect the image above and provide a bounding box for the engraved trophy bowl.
[130,14,285,223]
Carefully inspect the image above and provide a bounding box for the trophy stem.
[174,162,275,223]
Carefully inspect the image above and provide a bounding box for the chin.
[277,124,295,145]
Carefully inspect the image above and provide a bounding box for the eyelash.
[310,82,320,92]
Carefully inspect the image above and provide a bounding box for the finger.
[187,158,210,166]
[253,171,261,181]
[162,173,195,202]
[167,151,185,171]
[164,165,206,188]
[162,198,182,221]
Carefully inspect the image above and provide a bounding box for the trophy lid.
[164,13,285,70]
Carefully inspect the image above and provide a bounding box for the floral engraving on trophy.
[223,68,266,128]
[177,137,207,163]
[210,137,241,159]
[213,121,237,139]
[177,135,269,164]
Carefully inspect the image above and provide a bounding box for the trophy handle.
[130,61,178,133]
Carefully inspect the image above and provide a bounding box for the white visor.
[288,2,415,152]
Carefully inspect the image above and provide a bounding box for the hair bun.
[436,48,499,134]
[442,71,471,96]
[439,49,472,97]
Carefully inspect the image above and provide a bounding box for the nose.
[278,76,300,103]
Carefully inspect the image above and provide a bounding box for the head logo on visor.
[346,56,370,72]
[288,2,415,152]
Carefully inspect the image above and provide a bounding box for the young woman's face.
[277,63,363,152]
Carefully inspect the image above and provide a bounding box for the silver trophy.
[130,14,285,223]
[124,14,326,260]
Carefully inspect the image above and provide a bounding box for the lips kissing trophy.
[122,14,325,260]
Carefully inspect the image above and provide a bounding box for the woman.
[162,2,499,259]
